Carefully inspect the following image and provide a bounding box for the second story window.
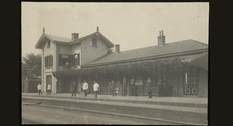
[47,40,50,48]
[74,53,80,66]
[92,38,97,47]
[45,55,53,68]
[59,53,80,67]
[59,54,68,66]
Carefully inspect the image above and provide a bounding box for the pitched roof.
[45,34,72,42]
[69,32,114,48]
[83,39,208,67]
[35,32,114,49]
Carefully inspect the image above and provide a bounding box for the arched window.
[47,40,50,48]
[92,38,97,47]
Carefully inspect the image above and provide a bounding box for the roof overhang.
[35,34,53,49]
[82,49,208,68]
[181,52,208,71]
[189,53,208,71]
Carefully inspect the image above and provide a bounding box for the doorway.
[46,75,52,92]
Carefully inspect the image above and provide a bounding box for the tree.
[22,53,41,79]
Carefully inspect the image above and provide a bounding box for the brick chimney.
[158,30,165,46]
[115,44,120,53]
[72,33,79,41]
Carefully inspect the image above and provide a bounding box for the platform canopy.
[181,52,208,71]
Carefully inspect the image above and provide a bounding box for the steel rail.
[22,102,203,125]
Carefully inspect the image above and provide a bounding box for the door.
[129,78,136,96]
[184,65,198,95]
[46,75,52,92]
[61,79,69,93]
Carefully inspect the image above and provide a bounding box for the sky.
[22,2,209,57]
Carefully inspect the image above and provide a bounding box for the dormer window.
[47,40,50,48]
[92,38,97,47]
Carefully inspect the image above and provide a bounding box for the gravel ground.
[22,98,208,125]
[22,104,174,125]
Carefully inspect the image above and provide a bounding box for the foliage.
[52,56,184,79]
[22,53,41,79]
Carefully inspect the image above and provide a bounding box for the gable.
[35,34,53,49]
[69,32,114,48]
[35,32,114,49]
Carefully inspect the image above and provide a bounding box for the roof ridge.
[69,32,97,43]
[187,39,208,46]
[119,39,207,53]
[45,34,72,40]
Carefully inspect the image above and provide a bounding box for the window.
[68,55,74,66]
[92,38,97,47]
[135,76,143,85]
[130,78,135,85]
[184,65,198,95]
[157,69,168,87]
[59,53,80,66]
[45,55,53,68]
[74,53,80,66]
[59,54,68,66]
[47,40,50,48]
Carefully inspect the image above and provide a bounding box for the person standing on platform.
[82,80,88,97]
[93,81,99,98]
[123,78,127,97]
[37,83,42,95]
[146,78,152,98]
[71,81,77,97]
[111,81,116,97]
[47,83,52,95]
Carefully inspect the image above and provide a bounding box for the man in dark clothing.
[71,81,77,97]
[123,78,127,97]
[111,81,116,97]
[146,78,152,98]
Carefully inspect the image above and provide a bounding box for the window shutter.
[73,55,75,66]
[47,56,49,67]
[77,53,80,66]
[51,55,53,66]
[47,55,49,66]
[68,55,72,66]
[62,55,65,66]
[48,55,51,66]
[59,54,62,66]
[46,56,48,67]
[45,56,47,67]
[50,55,52,66]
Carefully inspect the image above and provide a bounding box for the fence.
[22,79,41,93]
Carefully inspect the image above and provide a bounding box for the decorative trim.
[192,88,198,94]
[185,88,190,94]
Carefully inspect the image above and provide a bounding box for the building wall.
[178,72,184,96]
[81,38,108,65]
[70,43,81,55]
[42,38,57,93]
[168,72,178,96]
[198,68,208,97]
[89,66,207,97]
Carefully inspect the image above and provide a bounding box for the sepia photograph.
[22,2,209,125]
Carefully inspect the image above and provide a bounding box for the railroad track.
[22,102,201,125]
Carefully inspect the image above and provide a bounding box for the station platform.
[22,93,208,109]
[22,93,208,124]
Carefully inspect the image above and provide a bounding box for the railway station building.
[35,27,208,97]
